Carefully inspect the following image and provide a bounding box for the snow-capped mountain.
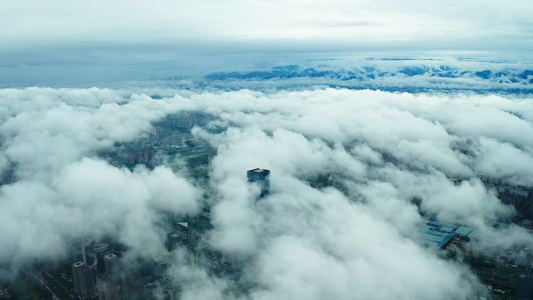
[198,60,533,94]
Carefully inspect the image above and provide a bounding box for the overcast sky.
[3,0,533,50]
[1,0,532,85]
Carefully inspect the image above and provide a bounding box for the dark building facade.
[72,261,96,299]
[97,275,120,300]
[247,168,270,198]
[188,216,212,249]
[516,274,533,300]
[104,253,119,276]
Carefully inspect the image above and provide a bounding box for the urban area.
[1,111,533,300]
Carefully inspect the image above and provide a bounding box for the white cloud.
[0,86,532,299]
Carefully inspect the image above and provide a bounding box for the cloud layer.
[1,87,532,299]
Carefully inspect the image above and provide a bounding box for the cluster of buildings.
[164,112,210,131]
[119,146,155,166]
[13,164,533,299]
[417,220,476,249]
[479,176,533,219]
[68,218,225,299]
[70,245,178,299]
[65,168,271,300]
[106,111,213,168]
[71,239,125,300]
[417,220,533,299]
[69,236,179,300]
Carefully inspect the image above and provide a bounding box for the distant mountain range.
[192,63,533,94]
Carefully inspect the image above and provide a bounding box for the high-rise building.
[188,216,212,249]
[516,274,533,300]
[120,266,143,300]
[153,256,168,278]
[166,231,186,252]
[104,253,119,276]
[166,112,208,130]
[97,275,120,300]
[72,261,96,299]
[82,238,98,270]
[247,168,270,197]
[94,243,110,274]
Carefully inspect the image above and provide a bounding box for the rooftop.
[73,261,84,267]
[248,168,270,174]
[455,226,475,237]
[417,227,455,248]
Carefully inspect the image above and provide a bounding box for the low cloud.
[0,86,532,299]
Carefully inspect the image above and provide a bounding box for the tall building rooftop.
[73,261,84,267]
[248,168,269,174]
[247,168,270,198]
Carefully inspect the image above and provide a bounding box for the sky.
[2,0,532,50]
[1,0,533,85]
